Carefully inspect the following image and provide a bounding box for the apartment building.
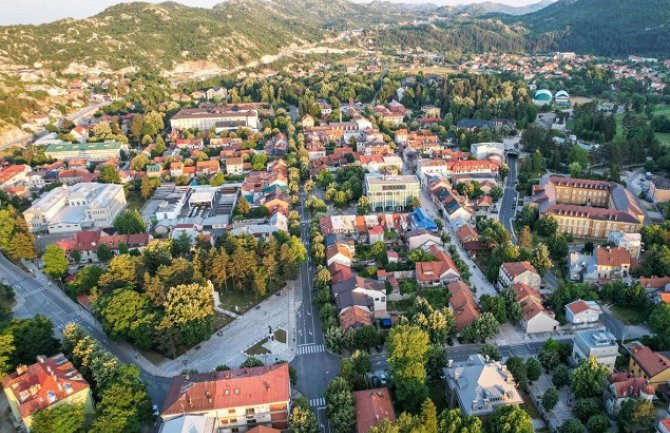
[572,328,618,371]
[161,364,290,433]
[23,183,127,233]
[44,141,126,162]
[170,104,260,131]
[364,174,420,210]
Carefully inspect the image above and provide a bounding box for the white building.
[470,142,505,161]
[44,141,127,162]
[364,174,420,211]
[23,183,126,233]
[572,328,618,371]
[170,105,259,131]
[608,231,642,260]
[565,299,602,325]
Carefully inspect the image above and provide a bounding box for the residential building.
[161,364,290,433]
[170,104,260,131]
[498,261,541,290]
[532,177,644,239]
[626,342,670,389]
[326,243,354,267]
[364,174,420,211]
[513,283,558,334]
[44,141,127,162]
[608,231,642,260]
[572,329,618,371]
[23,183,126,233]
[447,280,480,332]
[332,276,387,317]
[469,142,505,162]
[339,305,372,331]
[649,175,670,203]
[225,157,244,175]
[605,373,654,416]
[353,389,396,433]
[55,230,150,263]
[1,354,94,433]
[415,246,460,287]
[406,230,442,251]
[444,354,523,416]
[409,208,438,231]
[565,299,602,324]
[0,164,42,189]
[159,415,216,433]
[658,418,670,433]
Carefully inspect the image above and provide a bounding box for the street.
[498,154,519,241]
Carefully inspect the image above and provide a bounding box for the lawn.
[611,305,647,325]
[274,328,287,344]
[387,299,413,313]
[427,380,448,413]
[218,290,265,315]
[245,338,271,356]
[518,388,543,420]
[125,190,144,211]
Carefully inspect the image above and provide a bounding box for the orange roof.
[658,293,670,304]
[0,164,29,185]
[640,276,670,289]
[247,427,281,433]
[162,364,290,416]
[519,298,549,321]
[415,246,460,282]
[353,388,396,433]
[596,247,632,268]
[339,306,372,331]
[456,224,479,243]
[627,342,670,378]
[512,283,540,303]
[565,299,597,315]
[501,261,538,279]
[447,280,480,331]
[1,354,90,418]
[326,243,353,261]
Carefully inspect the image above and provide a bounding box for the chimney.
[206,390,212,404]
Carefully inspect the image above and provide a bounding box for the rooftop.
[353,388,396,433]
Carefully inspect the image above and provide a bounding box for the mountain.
[455,0,557,16]
[512,0,670,57]
[0,0,403,71]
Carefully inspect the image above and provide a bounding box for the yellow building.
[626,342,670,389]
[1,354,94,432]
[533,177,644,239]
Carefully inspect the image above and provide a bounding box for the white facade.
[572,329,618,372]
[470,142,505,161]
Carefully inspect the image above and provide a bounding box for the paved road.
[0,254,172,405]
[499,154,519,241]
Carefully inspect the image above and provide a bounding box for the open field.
[406,66,458,75]
[570,96,593,106]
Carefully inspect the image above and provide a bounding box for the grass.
[125,190,144,211]
[420,287,450,309]
[428,380,448,412]
[214,312,233,330]
[217,290,264,315]
[518,387,543,419]
[655,132,670,145]
[611,305,647,325]
[387,299,413,312]
[245,337,271,356]
[274,328,287,344]
[138,348,169,366]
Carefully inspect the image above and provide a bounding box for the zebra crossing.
[297,344,325,355]
[309,397,325,408]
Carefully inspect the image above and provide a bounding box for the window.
[245,408,255,415]
[228,409,236,414]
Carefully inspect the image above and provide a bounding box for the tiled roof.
[609,375,655,398]
[627,342,670,378]
[595,246,632,267]
[326,243,353,261]
[512,283,540,303]
[565,299,599,315]
[339,306,372,331]
[501,261,538,279]
[161,364,290,416]
[639,276,670,289]
[447,280,480,331]
[353,388,396,433]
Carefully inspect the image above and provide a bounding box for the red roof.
[501,261,538,279]
[628,342,670,378]
[595,246,632,268]
[512,283,540,303]
[0,164,29,185]
[1,354,90,418]
[565,299,598,315]
[328,262,354,285]
[447,280,480,331]
[640,276,670,289]
[415,245,460,282]
[456,224,479,244]
[162,364,290,416]
[339,306,372,331]
[353,388,396,433]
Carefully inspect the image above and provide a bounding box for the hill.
[0,0,402,71]
[456,0,557,16]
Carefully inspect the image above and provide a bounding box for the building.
[44,141,127,162]
[225,157,244,175]
[326,243,354,267]
[332,276,387,317]
[23,183,126,233]
[532,177,644,239]
[533,89,553,106]
[658,418,670,433]
[364,174,420,211]
[415,245,460,287]
[1,354,94,433]
[572,329,618,371]
[498,261,541,290]
[409,208,438,231]
[513,283,558,334]
[605,374,654,416]
[0,164,42,189]
[55,230,150,263]
[554,90,570,106]
[170,104,260,131]
[353,388,396,433]
[444,354,523,416]
[448,280,480,332]
[608,231,642,260]
[406,230,442,251]
[626,342,670,389]
[470,142,505,162]
[594,246,633,280]
[161,364,290,433]
[649,175,670,203]
[159,415,217,433]
[565,299,602,325]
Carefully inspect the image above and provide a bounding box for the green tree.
[573,398,601,422]
[552,364,570,388]
[571,356,609,399]
[617,400,655,433]
[506,356,527,385]
[386,325,429,383]
[526,358,542,383]
[479,295,507,324]
[357,196,371,214]
[30,403,87,433]
[67,265,104,296]
[236,196,252,215]
[4,315,59,368]
[240,357,264,368]
[289,397,318,433]
[0,333,15,375]
[479,344,501,361]
[113,210,147,234]
[559,419,587,433]
[488,405,533,433]
[518,226,533,248]
[98,165,121,184]
[96,244,114,262]
[325,377,355,433]
[542,387,560,412]
[438,408,483,433]
[585,414,609,433]
[531,243,553,275]
[95,288,156,349]
[43,245,69,280]
[569,162,583,178]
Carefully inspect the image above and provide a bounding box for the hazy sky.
[0,0,540,25]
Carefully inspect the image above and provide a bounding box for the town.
[1,2,670,433]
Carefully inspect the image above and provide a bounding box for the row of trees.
[0,204,36,262]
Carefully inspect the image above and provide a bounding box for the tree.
[617,400,655,433]
[98,164,121,184]
[96,244,114,262]
[490,185,504,202]
[542,387,560,412]
[386,325,429,383]
[552,364,570,388]
[571,356,609,399]
[518,226,533,248]
[506,356,527,385]
[30,403,87,433]
[573,398,601,422]
[130,154,149,171]
[240,357,265,368]
[585,414,609,433]
[479,344,501,361]
[539,338,563,372]
[43,245,68,279]
[534,215,558,237]
[461,312,499,343]
[569,162,583,178]
[357,196,371,214]
[289,397,318,433]
[394,378,429,414]
[95,289,156,349]
[531,243,553,275]
[4,315,59,368]
[479,295,507,324]
[526,358,542,383]
[236,196,251,215]
[548,234,569,261]
[325,377,355,433]
[438,409,483,433]
[559,419,586,433]
[68,265,104,296]
[171,232,192,258]
[487,405,533,433]
[113,210,147,234]
[0,333,15,375]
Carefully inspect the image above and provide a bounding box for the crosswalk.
[309,397,325,408]
[297,344,325,355]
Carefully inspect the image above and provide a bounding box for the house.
[55,230,151,262]
[368,226,384,244]
[158,415,216,433]
[608,231,642,260]
[658,419,670,433]
[572,329,618,371]
[353,388,396,433]
[565,299,602,325]
[499,261,541,290]
[196,160,220,176]
[329,262,354,285]
[339,306,373,331]
[332,276,387,317]
[447,280,480,332]
[594,246,633,280]
[225,157,244,175]
[415,246,460,287]
[161,364,290,433]
[456,224,479,245]
[605,373,654,416]
[444,354,523,416]
[626,342,670,389]
[649,175,670,203]
[406,230,442,251]
[326,243,354,267]
[513,283,558,334]
[1,354,94,432]
[409,208,438,231]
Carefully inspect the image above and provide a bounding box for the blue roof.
[410,207,438,231]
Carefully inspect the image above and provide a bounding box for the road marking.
[309,397,325,408]
[297,344,325,355]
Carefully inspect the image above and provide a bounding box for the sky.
[0,0,540,25]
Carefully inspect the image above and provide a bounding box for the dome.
[555,90,569,98]
[533,89,553,101]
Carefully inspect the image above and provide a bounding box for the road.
[498,154,519,242]
[291,191,340,431]
[0,254,172,405]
